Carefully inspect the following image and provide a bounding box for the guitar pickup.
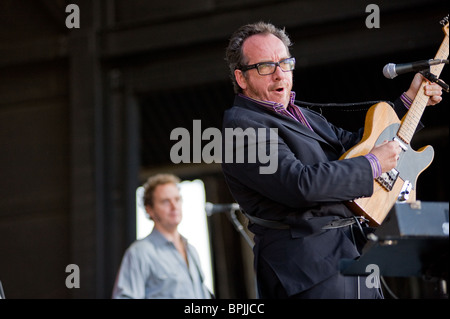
[376,168,399,191]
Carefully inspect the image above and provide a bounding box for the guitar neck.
[397,33,449,144]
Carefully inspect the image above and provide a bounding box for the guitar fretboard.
[397,31,449,144]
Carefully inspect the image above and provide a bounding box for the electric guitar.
[340,16,449,226]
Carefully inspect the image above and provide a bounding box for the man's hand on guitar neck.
[405,73,443,106]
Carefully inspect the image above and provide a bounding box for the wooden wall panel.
[0,63,70,298]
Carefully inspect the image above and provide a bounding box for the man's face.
[235,33,293,108]
[146,183,183,231]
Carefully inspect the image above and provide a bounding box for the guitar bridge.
[398,180,412,201]
[376,168,399,191]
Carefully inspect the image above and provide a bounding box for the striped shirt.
[400,92,413,109]
[238,92,314,131]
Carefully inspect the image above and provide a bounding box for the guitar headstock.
[441,14,449,36]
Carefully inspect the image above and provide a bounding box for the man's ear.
[234,69,247,91]
[145,205,154,220]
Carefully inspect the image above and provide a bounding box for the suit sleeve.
[222,115,374,209]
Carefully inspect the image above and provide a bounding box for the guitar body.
[340,102,434,226]
[339,16,447,226]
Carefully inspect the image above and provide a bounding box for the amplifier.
[375,201,448,238]
[340,201,448,278]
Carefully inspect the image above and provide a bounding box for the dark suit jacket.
[221,94,408,296]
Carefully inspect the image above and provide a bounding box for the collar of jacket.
[232,94,334,148]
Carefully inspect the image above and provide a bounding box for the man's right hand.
[369,140,402,173]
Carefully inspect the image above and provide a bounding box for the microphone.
[205,202,240,216]
[383,59,448,79]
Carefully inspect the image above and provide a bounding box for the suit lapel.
[279,114,328,144]
[234,96,333,147]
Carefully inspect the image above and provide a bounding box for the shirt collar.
[237,91,314,131]
[238,91,297,110]
[148,227,188,246]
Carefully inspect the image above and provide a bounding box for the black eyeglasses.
[239,57,296,75]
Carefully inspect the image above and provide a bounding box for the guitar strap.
[295,100,394,113]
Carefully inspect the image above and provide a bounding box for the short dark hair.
[143,173,180,208]
[225,22,292,94]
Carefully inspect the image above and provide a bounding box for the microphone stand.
[420,66,449,93]
[224,206,258,298]
[227,207,254,249]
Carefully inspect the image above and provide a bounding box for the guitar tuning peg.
[440,14,449,26]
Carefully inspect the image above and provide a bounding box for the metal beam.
[100,0,441,58]
[68,0,104,298]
